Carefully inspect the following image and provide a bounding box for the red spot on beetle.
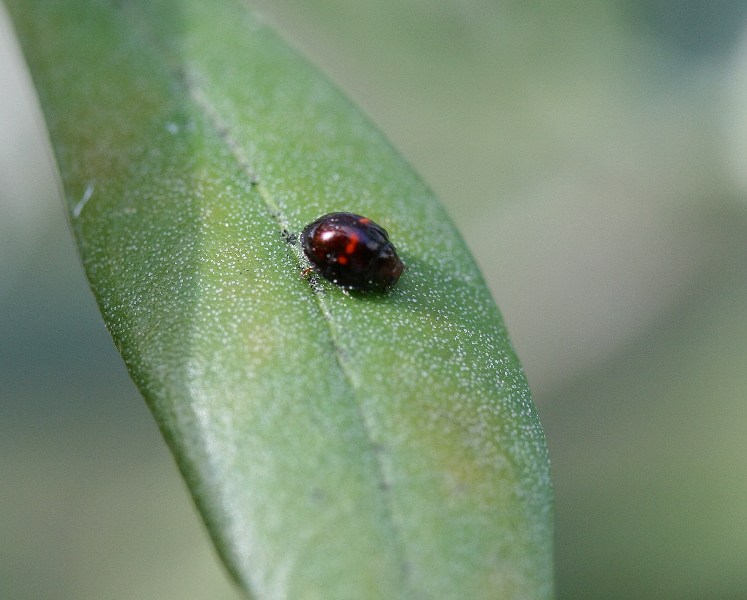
[344,234,359,255]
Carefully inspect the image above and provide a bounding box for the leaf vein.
[184,69,412,592]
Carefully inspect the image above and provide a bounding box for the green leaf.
[6,1,553,597]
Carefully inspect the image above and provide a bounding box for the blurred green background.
[2,1,747,598]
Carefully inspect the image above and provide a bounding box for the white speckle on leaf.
[72,182,94,219]
[166,121,180,134]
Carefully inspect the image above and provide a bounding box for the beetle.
[300,212,405,292]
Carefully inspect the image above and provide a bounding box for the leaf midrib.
[181,60,413,596]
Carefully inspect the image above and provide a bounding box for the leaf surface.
[6,1,553,598]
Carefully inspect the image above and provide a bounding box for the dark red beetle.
[301,212,405,292]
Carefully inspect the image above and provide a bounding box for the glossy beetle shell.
[301,212,405,292]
